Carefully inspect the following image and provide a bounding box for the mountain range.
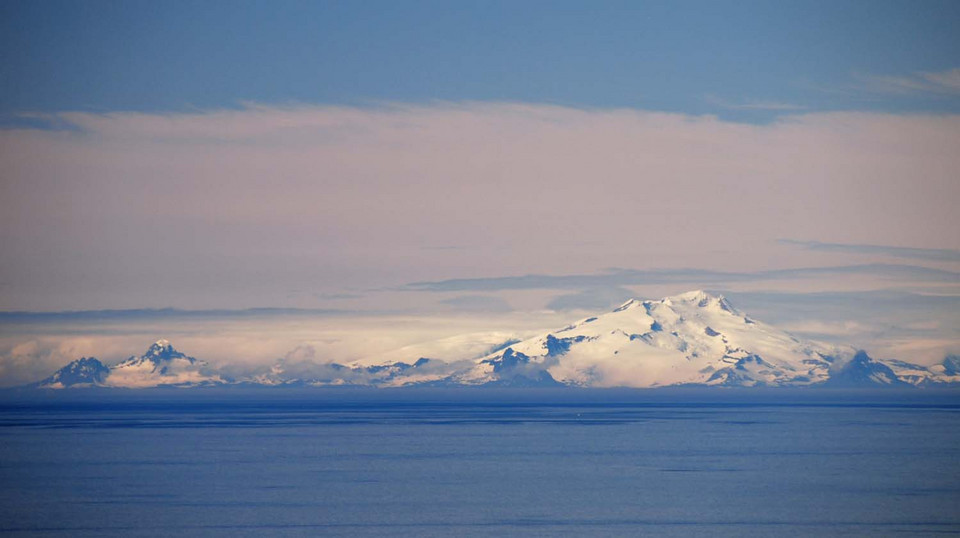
[32,290,960,389]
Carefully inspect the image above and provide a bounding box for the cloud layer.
[779,240,960,262]
[1,103,958,311]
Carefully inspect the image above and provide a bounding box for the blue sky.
[2,0,959,121]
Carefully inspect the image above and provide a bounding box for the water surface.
[1,388,958,537]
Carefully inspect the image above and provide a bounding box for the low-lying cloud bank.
[0,311,562,387]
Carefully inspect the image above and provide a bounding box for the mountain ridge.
[29,291,960,389]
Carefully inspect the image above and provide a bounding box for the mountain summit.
[105,340,220,388]
[36,357,110,388]
[138,339,193,365]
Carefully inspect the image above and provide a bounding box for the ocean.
[1,388,958,537]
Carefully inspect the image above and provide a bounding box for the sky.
[2,0,960,119]
[0,1,958,383]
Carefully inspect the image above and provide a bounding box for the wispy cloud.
[780,239,960,262]
[778,319,879,338]
[723,289,960,363]
[405,264,959,293]
[0,307,358,323]
[439,295,513,313]
[921,68,960,92]
[855,67,960,95]
[725,289,960,319]
[704,95,807,111]
[546,287,637,311]
[313,292,364,301]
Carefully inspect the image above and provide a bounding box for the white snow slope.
[455,290,854,387]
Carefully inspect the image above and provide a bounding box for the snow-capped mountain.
[103,340,223,388]
[452,290,850,387]
[28,292,960,389]
[882,355,960,387]
[821,350,908,388]
[350,290,958,388]
[453,291,958,388]
[36,357,110,388]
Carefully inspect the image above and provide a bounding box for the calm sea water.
[1,389,958,537]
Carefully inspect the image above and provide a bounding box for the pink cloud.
[0,103,957,310]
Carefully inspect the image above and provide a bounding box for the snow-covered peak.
[147,339,173,354]
[140,339,189,363]
[36,357,110,388]
[462,289,849,387]
[670,289,713,302]
[104,339,216,387]
[661,289,734,310]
